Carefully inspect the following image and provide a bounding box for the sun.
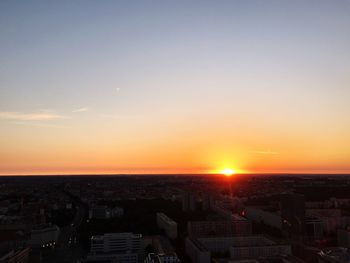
[221,168,236,177]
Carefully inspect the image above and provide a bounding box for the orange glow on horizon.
[221,168,236,177]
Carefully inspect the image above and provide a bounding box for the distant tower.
[280,193,305,237]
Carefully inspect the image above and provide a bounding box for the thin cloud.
[72,107,89,113]
[0,111,66,121]
[253,150,280,155]
[13,121,67,129]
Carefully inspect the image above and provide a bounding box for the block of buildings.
[29,224,59,248]
[84,232,142,263]
[156,213,177,240]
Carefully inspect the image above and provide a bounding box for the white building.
[87,232,142,263]
[156,213,177,240]
[29,224,59,248]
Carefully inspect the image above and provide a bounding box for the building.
[244,207,282,229]
[231,215,253,236]
[156,213,177,240]
[188,217,251,238]
[229,238,291,259]
[186,235,291,262]
[86,232,142,263]
[280,193,305,236]
[307,209,350,235]
[29,224,59,248]
[188,220,234,237]
[89,206,124,219]
[338,229,350,248]
[318,247,350,263]
[0,247,30,263]
[306,217,324,240]
[144,253,180,263]
[202,195,215,211]
[185,237,211,263]
[182,193,196,212]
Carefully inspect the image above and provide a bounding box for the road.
[42,189,88,263]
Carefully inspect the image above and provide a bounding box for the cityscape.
[0,175,350,262]
[1,1,350,263]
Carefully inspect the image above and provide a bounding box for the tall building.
[156,213,178,240]
[280,193,305,236]
[85,232,142,263]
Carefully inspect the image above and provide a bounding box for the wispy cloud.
[72,107,89,113]
[253,150,280,155]
[13,121,68,129]
[0,111,66,121]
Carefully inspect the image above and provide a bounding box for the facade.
[306,217,324,240]
[307,209,350,235]
[230,244,291,259]
[244,207,282,229]
[29,224,59,248]
[185,237,211,263]
[156,213,178,240]
[182,193,196,212]
[144,253,180,263]
[0,247,30,263]
[231,215,253,236]
[338,229,350,248]
[87,232,142,263]
[89,206,124,219]
[187,236,291,261]
[188,216,251,238]
[318,247,350,263]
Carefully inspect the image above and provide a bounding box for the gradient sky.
[1,0,350,175]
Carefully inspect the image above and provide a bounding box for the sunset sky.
[1,1,350,175]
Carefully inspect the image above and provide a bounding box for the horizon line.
[0,172,349,177]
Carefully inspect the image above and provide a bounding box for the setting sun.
[221,168,236,177]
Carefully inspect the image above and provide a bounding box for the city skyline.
[1,1,350,175]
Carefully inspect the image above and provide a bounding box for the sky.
[0,0,350,175]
